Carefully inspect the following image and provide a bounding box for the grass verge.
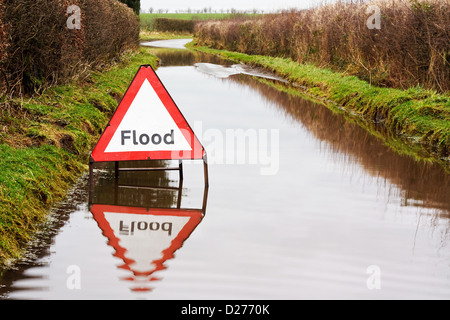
[140,30,193,42]
[0,48,159,269]
[187,41,450,171]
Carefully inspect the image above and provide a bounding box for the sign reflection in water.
[88,160,208,293]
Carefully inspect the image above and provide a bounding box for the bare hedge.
[0,0,139,97]
[154,18,196,33]
[195,0,450,93]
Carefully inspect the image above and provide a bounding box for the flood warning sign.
[91,65,204,162]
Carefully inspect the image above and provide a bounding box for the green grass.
[0,48,159,268]
[188,41,450,170]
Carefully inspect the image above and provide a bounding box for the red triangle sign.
[91,65,205,162]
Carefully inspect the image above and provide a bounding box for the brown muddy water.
[1,39,449,300]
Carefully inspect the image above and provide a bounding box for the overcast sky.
[140,0,331,13]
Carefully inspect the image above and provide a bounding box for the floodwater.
[1,39,449,300]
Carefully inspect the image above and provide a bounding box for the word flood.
[120,220,173,236]
[121,130,175,146]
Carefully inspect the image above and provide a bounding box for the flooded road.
[1,39,449,300]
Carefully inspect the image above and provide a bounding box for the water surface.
[1,39,449,300]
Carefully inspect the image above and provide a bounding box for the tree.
[118,0,140,15]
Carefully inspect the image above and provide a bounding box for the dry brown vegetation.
[195,0,450,93]
[0,0,140,97]
[153,18,196,33]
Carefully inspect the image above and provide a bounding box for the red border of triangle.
[91,65,205,162]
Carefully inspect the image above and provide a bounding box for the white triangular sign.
[91,65,204,162]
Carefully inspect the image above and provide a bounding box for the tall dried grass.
[0,0,139,97]
[195,0,450,93]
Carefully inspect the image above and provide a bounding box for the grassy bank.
[0,48,159,269]
[188,42,450,170]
